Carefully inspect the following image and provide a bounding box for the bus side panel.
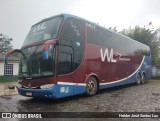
[73,85,86,95]
[55,85,74,98]
[99,72,137,89]
[55,85,86,98]
[99,56,151,89]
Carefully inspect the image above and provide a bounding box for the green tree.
[0,33,13,54]
[120,22,160,66]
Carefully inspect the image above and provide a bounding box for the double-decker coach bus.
[5,13,151,99]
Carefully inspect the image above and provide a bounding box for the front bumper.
[17,84,86,99]
[17,87,56,99]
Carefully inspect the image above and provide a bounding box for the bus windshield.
[19,45,55,78]
[23,16,63,46]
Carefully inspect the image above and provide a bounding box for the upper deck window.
[23,17,63,46]
[60,18,85,70]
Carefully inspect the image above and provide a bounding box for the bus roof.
[32,13,149,49]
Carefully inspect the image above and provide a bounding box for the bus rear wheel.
[141,73,146,84]
[136,74,141,85]
[86,77,98,96]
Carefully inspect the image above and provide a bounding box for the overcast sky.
[0,0,160,49]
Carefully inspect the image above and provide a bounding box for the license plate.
[26,92,32,96]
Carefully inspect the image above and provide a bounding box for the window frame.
[4,64,13,76]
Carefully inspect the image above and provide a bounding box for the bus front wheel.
[86,77,98,96]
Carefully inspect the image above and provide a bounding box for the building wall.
[0,61,19,82]
[0,63,4,75]
[12,63,19,75]
[0,62,19,75]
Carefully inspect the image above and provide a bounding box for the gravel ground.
[0,80,160,121]
[0,82,18,96]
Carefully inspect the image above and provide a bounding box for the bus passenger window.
[60,18,85,70]
[60,18,84,45]
[87,25,104,45]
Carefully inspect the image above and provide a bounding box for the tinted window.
[103,30,115,49]
[103,31,150,56]
[60,18,85,70]
[57,46,73,75]
[60,18,84,45]
[87,24,150,56]
[87,23,104,45]
[102,30,128,52]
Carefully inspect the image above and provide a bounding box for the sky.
[0,0,160,49]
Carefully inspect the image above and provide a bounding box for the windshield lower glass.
[23,17,63,46]
[19,45,55,78]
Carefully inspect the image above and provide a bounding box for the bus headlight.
[16,83,22,88]
[40,84,54,89]
[18,79,22,83]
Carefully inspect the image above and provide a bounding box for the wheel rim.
[137,74,141,85]
[87,78,97,95]
[141,74,145,84]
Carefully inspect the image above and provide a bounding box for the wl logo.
[100,48,117,63]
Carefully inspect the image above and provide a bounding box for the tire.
[141,73,146,84]
[86,77,98,96]
[136,74,141,85]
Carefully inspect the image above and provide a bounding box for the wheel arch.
[141,71,146,77]
[136,71,141,78]
[85,73,100,90]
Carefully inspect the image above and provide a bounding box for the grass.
[0,76,18,83]
[148,79,160,85]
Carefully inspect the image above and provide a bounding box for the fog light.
[40,84,54,89]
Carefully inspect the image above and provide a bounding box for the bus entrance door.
[56,45,74,98]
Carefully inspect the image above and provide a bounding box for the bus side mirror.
[5,56,8,64]
[42,50,49,60]
[42,40,57,60]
